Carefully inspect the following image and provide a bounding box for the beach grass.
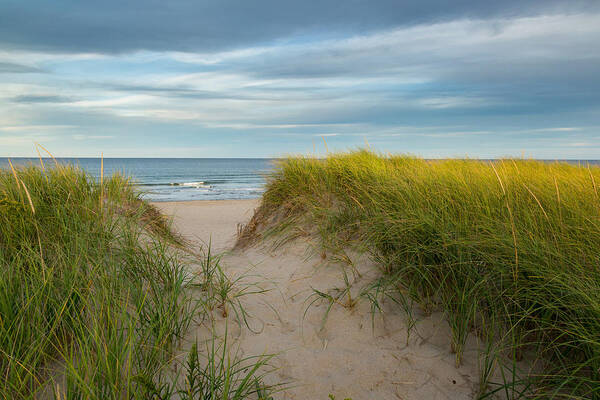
[0,160,275,399]
[240,149,600,398]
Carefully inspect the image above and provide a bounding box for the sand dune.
[155,200,486,399]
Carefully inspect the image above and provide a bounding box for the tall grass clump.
[0,160,275,399]
[241,150,600,398]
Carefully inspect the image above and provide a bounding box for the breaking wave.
[170,181,210,188]
[137,181,211,188]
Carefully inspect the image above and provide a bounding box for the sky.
[1,1,600,158]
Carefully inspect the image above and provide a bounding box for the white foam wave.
[171,181,211,188]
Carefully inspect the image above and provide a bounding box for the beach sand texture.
[155,200,486,399]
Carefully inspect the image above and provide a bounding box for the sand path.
[155,200,484,399]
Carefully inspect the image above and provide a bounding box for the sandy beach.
[154,199,486,400]
[155,200,260,252]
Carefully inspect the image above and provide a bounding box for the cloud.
[225,13,600,87]
[568,142,593,147]
[0,1,596,54]
[530,127,583,132]
[11,95,74,103]
[380,131,492,138]
[3,12,596,125]
[0,62,41,73]
[0,133,57,146]
[1,2,600,158]
[0,124,76,132]
[72,134,114,140]
[106,83,268,101]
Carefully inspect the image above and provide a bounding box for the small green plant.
[360,272,417,345]
[328,394,352,400]
[194,241,270,333]
[178,332,278,400]
[303,288,337,333]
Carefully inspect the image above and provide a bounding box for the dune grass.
[0,160,275,399]
[240,150,600,398]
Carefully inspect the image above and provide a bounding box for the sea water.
[0,158,274,201]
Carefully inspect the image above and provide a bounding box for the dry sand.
[154,200,487,399]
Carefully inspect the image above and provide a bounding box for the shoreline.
[150,198,260,206]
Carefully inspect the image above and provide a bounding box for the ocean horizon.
[2,157,600,202]
[1,157,275,201]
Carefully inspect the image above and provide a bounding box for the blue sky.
[1,1,599,158]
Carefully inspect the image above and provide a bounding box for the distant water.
[2,158,599,202]
[0,158,274,201]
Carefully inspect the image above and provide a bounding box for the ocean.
[0,158,274,201]
[2,157,599,202]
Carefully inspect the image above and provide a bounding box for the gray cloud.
[221,15,600,115]
[105,82,342,102]
[2,2,600,158]
[0,62,42,73]
[106,84,260,101]
[0,1,597,54]
[11,95,74,103]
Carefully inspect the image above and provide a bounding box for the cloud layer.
[1,1,599,157]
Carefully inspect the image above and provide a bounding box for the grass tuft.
[1,160,274,399]
[240,149,600,398]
